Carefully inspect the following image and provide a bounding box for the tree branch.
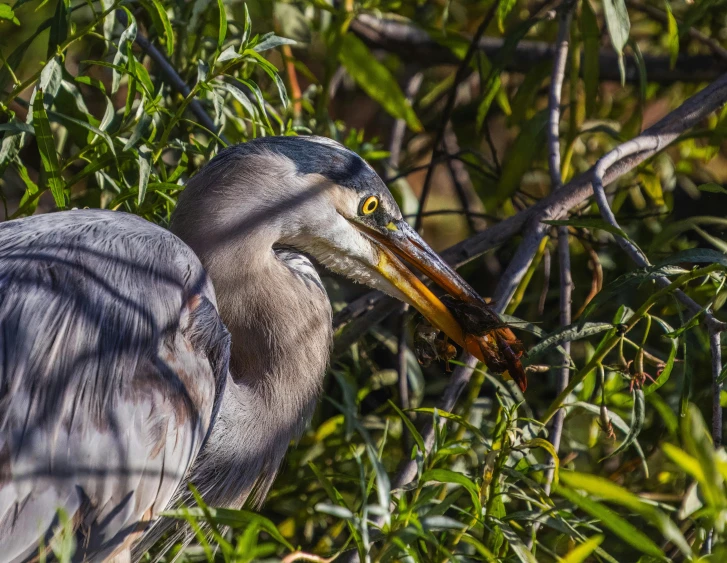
[542,0,574,503]
[351,13,727,84]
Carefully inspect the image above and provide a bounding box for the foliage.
[4,0,727,561]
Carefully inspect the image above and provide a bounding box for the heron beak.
[351,218,526,391]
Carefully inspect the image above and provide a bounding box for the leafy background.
[3,0,727,561]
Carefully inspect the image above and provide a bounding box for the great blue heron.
[0,136,520,562]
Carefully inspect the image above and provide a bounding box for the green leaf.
[142,0,175,57]
[421,468,478,498]
[216,0,227,48]
[0,16,52,91]
[498,521,537,563]
[562,535,605,563]
[649,216,727,252]
[47,110,116,157]
[241,3,252,48]
[602,0,631,85]
[578,264,688,327]
[253,35,297,53]
[32,90,65,209]
[522,438,560,484]
[643,328,678,396]
[410,407,487,444]
[554,484,665,559]
[48,0,70,57]
[581,0,600,117]
[496,0,517,32]
[544,216,633,240]
[680,404,724,510]
[657,247,727,269]
[698,182,727,194]
[664,0,679,70]
[601,389,645,461]
[163,506,294,551]
[338,34,422,132]
[112,10,137,94]
[568,401,649,465]
[387,400,425,454]
[559,472,692,557]
[0,4,19,24]
[138,146,152,204]
[525,322,613,362]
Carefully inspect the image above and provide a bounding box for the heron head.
[248,136,521,383]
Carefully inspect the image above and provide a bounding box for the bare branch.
[543,0,574,500]
[711,329,723,449]
[351,13,727,84]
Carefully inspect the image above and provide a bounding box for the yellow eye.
[360,195,379,215]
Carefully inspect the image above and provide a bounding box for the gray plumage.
[0,135,477,562]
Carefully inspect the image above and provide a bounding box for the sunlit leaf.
[32,90,65,208]
[338,34,422,132]
[0,4,19,25]
[559,472,692,557]
[602,0,631,85]
[664,1,679,69]
[216,0,227,48]
[562,535,605,563]
[142,0,175,57]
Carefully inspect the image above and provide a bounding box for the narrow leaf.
[217,0,227,48]
[562,535,605,563]
[602,0,631,85]
[664,0,679,70]
[338,34,422,132]
[600,389,645,461]
[138,146,152,204]
[554,484,665,558]
[32,90,65,208]
[48,0,70,57]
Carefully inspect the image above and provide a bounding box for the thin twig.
[710,328,723,448]
[538,245,551,315]
[414,1,500,231]
[544,0,575,500]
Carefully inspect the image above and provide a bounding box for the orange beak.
[351,218,526,391]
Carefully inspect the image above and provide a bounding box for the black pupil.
[366,199,376,212]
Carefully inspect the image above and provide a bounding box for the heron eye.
[360,196,379,215]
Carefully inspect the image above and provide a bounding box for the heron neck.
[175,226,332,508]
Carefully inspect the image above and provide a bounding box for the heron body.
[0,136,515,561]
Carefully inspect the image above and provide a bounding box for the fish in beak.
[351,218,527,392]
